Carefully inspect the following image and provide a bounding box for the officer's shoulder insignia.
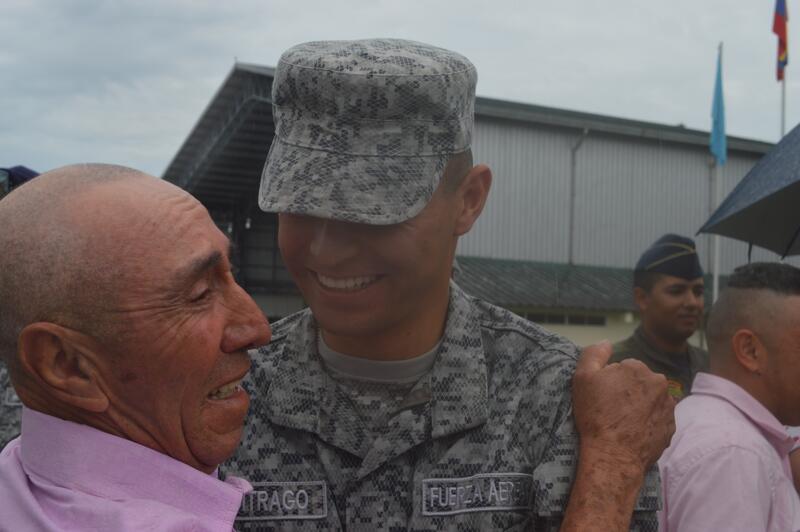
[667,380,685,400]
[472,299,578,359]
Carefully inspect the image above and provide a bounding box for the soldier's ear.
[453,164,492,236]
[17,323,109,413]
[634,286,649,311]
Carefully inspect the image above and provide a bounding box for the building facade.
[164,63,779,345]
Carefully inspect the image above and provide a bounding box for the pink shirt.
[0,408,251,532]
[659,372,800,532]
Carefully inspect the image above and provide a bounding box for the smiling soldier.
[226,38,673,531]
[611,234,708,400]
[0,164,271,531]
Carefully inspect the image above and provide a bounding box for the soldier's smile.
[315,272,382,292]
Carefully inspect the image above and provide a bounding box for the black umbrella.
[698,123,800,258]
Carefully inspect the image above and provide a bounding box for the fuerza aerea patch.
[422,472,533,516]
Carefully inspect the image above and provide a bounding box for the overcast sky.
[1,0,794,177]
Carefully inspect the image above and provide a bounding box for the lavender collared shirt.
[0,407,251,532]
[659,372,800,532]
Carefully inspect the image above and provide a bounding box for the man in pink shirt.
[659,262,800,531]
[0,164,271,531]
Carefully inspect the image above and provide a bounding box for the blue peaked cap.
[635,234,704,280]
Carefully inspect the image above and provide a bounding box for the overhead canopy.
[163,63,276,207]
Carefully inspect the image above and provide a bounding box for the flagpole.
[774,0,788,136]
[712,161,721,302]
[712,41,723,303]
[782,76,786,136]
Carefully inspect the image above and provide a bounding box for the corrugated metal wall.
[463,117,573,262]
[460,116,793,273]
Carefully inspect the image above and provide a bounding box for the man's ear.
[17,322,109,413]
[730,329,766,375]
[634,286,649,312]
[454,164,492,236]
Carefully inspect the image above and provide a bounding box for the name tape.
[236,481,327,521]
[422,472,533,516]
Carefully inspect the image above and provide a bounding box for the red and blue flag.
[774,0,789,81]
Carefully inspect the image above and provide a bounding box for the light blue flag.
[710,46,727,165]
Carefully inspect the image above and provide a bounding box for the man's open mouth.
[316,272,380,291]
[207,379,244,400]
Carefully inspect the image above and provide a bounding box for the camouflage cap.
[258,38,477,225]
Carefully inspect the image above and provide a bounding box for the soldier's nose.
[309,219,358,263]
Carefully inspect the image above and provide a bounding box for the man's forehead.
[68,178,193,219]
[657,275,705,288]
[282,174,458,227]
[174,235,234,276]
[280,210,415,228]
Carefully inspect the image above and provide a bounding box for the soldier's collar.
[263,310,325,433]
[429,281,489,438]
[263,283,490,440]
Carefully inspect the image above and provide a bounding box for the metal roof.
[475,97,773,156]
[163,62,773,201]
[456,256,636,311]
[162,63,275,207]
[455,256,722,312]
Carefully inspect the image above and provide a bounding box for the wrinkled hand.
[573,341,676,471]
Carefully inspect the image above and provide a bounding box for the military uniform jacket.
[0,364,22,449]
[611,326,708,401]
[225,284,659,531]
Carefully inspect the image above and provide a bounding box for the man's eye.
[191,288,211,302]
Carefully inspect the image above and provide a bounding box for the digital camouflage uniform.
[224,283,660,531]
[611,327,708,401]
[223,37,662,531]
[0,363,22,449]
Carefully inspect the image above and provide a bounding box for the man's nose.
[308,219,358,264]
[221,283,271,353]
[685,291,703,308]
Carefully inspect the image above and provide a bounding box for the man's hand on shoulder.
[573,341,675,472]
[560,341,675,532]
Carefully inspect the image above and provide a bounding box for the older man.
[0,164,271,531]
[226,38,673,531]
[659,262,800,531]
